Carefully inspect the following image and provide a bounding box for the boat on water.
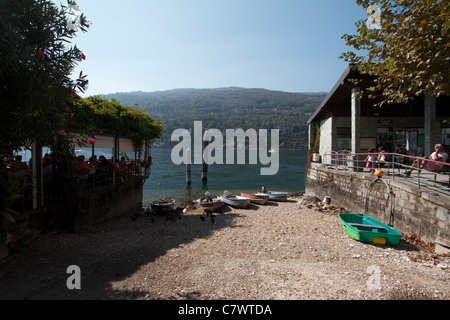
[240,193,269,205]
[255,191,288,202]
[150,199,175,212]
[338,213,402,246]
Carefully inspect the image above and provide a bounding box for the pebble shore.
[0,195,449,300]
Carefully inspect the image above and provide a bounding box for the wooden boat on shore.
[221,191,251,209]
[151,199,175,212]
[199,198,223,212]
[240,193,269,205]
[338,213,402,246]
[255,191,288,202]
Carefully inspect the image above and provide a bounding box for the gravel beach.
[0,195,449,300]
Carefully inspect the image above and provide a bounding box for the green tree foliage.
[0,0,89,157]
[70,96,164,148]
[340,0,450,104]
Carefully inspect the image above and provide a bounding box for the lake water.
[142,148,307,205]
[17,147,307,206]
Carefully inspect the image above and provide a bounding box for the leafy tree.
[0,0,89,157]
[340,0,450,104]
[69,96,164,148]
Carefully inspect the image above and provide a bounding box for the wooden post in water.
[186,147,191,185]
[202,130,208,182]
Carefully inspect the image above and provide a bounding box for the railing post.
[351,87,361,172]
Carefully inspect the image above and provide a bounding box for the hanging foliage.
[69,96,164,149]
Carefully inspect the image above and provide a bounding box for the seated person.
[376,146,388,168]
[77,155,89,175]
[394,144,406,164]
[118,156,129,176]
[118,156,128,167]
[9,155,29,177]
[405,144,448,176]
[97,155,111,173]
[42,158,54,182]
[394,144,404,154]
[9,155,28,171]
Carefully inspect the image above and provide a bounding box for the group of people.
[76,154,112,176]
[364,146,392,174]
[364,144,448,176]
[76,153,152,179]
[6,153,54,182]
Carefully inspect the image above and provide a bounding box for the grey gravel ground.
[0,196,449,300]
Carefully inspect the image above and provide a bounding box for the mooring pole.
[202,130,208,182]
[186,147,191,185]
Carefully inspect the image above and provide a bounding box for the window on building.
[377,127,392,151]
[336,127,351,151]
[405,129,425,152]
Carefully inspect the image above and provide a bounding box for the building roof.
[307,65,450,125]
[307,65,368,124]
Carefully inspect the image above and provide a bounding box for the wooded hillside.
[102,87,326,149]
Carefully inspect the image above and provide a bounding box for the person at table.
[376,146,388,168]
[405,144,448,176]
[77,155,89,175]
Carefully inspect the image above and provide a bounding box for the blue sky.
[67,0,368,96]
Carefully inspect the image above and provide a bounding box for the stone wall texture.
[72,178,144,229]
[306,165,449,244]
[1,178,145,260]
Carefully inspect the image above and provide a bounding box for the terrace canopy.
[27,129,151,210]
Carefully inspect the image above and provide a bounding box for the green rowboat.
[339,213,402,246]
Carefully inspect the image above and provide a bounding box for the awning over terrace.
[25,129,151,211]
[71,133,137,153]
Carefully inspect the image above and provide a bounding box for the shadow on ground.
[0,209,241,300]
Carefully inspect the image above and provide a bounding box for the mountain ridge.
[101,87,327,149]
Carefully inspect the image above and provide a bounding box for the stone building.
[307,65,450,158]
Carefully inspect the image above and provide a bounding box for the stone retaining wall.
[72,177,144,229]
[1,178,145,260]
[305,165,450,244]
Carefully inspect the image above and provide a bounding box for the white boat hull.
[238,195,267,205]
[221,196,251,209]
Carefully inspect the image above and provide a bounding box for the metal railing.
[321,150,450,194]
